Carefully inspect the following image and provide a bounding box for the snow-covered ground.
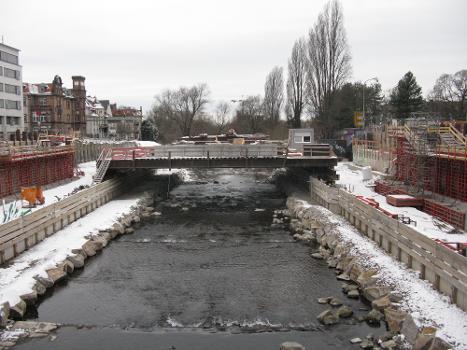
[0,193,141,308]
[335,162,467,243]
[1,162,96,224]
[136,140,160,147]
[294,199,467,349]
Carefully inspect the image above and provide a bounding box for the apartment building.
[0,43,23,140]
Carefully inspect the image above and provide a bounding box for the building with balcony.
[0,43,23,140]
[23,75,86,137]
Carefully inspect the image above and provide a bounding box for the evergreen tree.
[140,119,158,141]
[390,71,423,118]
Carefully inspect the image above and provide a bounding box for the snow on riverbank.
[0,193,141,308]
[335,162,467,243]
[293,198,467,349]
[1,161,97,224]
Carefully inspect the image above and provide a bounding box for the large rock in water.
[317,309,339,325]
[280,341,305,350]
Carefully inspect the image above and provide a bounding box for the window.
[5,84,20,95]
[303,136,311,143]
[4,68,20,80]
[5,100,20,110]
[0,66,3,75]
[0,83,3,92]
[0,50,19,65]
[7,116,20,126]
[0,99,4,108]
[39,97,47,106]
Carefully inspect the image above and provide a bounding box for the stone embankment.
[278,197,453,350]
[0,196,160,348]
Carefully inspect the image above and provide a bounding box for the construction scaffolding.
[0,143,74,198]
[351,118,467,230]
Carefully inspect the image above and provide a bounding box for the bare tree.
[214,101,231,133]
[236,96,263,133]
[305,0,351,137]
[431,70,467,117]
[286,38,307,128]
[149,83,210,140]
[263,66,284,125]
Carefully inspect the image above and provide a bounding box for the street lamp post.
[362,77,378,129]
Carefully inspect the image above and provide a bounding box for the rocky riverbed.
[2,169,399,349]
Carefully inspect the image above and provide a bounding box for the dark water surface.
[17,169,379,349]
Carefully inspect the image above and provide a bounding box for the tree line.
[143,0,467,143]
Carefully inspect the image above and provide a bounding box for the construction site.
[352,119,467,236]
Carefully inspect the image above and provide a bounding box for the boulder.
[46,267,67,284]
[317,297,332,304]
[336,273,351,281]
[384,308,408,333]
[34,275,54,288]
[111,222,125,235]
[349,264,363,282]
[426,337,452,350]
[90,239,104,251]
[350,338,362,344]
[400,314,419,345]
[311,252,324,260]
[280,341,305,350]
[32,281,47,296]
[363,286,391,302]
[0,302,10,327]
[20,291,38,306]
[366,309,384,325]
[372,295,391,311]
[57,260,74,274]
[317,309,339,325]
[12,321,58,337]
[388,292,403,303]
[9,300,27,320]
[81,241,97,256]
[347,290,360,299]
[381,340,397,350]
[414,327,437,350]
[329,298,343,307]
[357,269,379,288]
[125,227,135,234]
[360,339,374,349]
[337,305,353,318]
[67,254,85,269]
[71,248,86,258]
[326,258,337,268]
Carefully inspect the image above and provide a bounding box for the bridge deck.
[104,145,337,170]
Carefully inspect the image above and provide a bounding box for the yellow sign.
[354,112,364,128]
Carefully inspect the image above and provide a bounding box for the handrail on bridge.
[104,144,333,161]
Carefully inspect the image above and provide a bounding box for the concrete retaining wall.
[310,177,467,311]
[352,143,390,173]
[0,179,122,265]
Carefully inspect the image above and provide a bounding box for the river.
[16,169,381,349]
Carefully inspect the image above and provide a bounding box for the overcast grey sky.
[1,0,466,113]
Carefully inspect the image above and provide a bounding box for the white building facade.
[0,43,23,140]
